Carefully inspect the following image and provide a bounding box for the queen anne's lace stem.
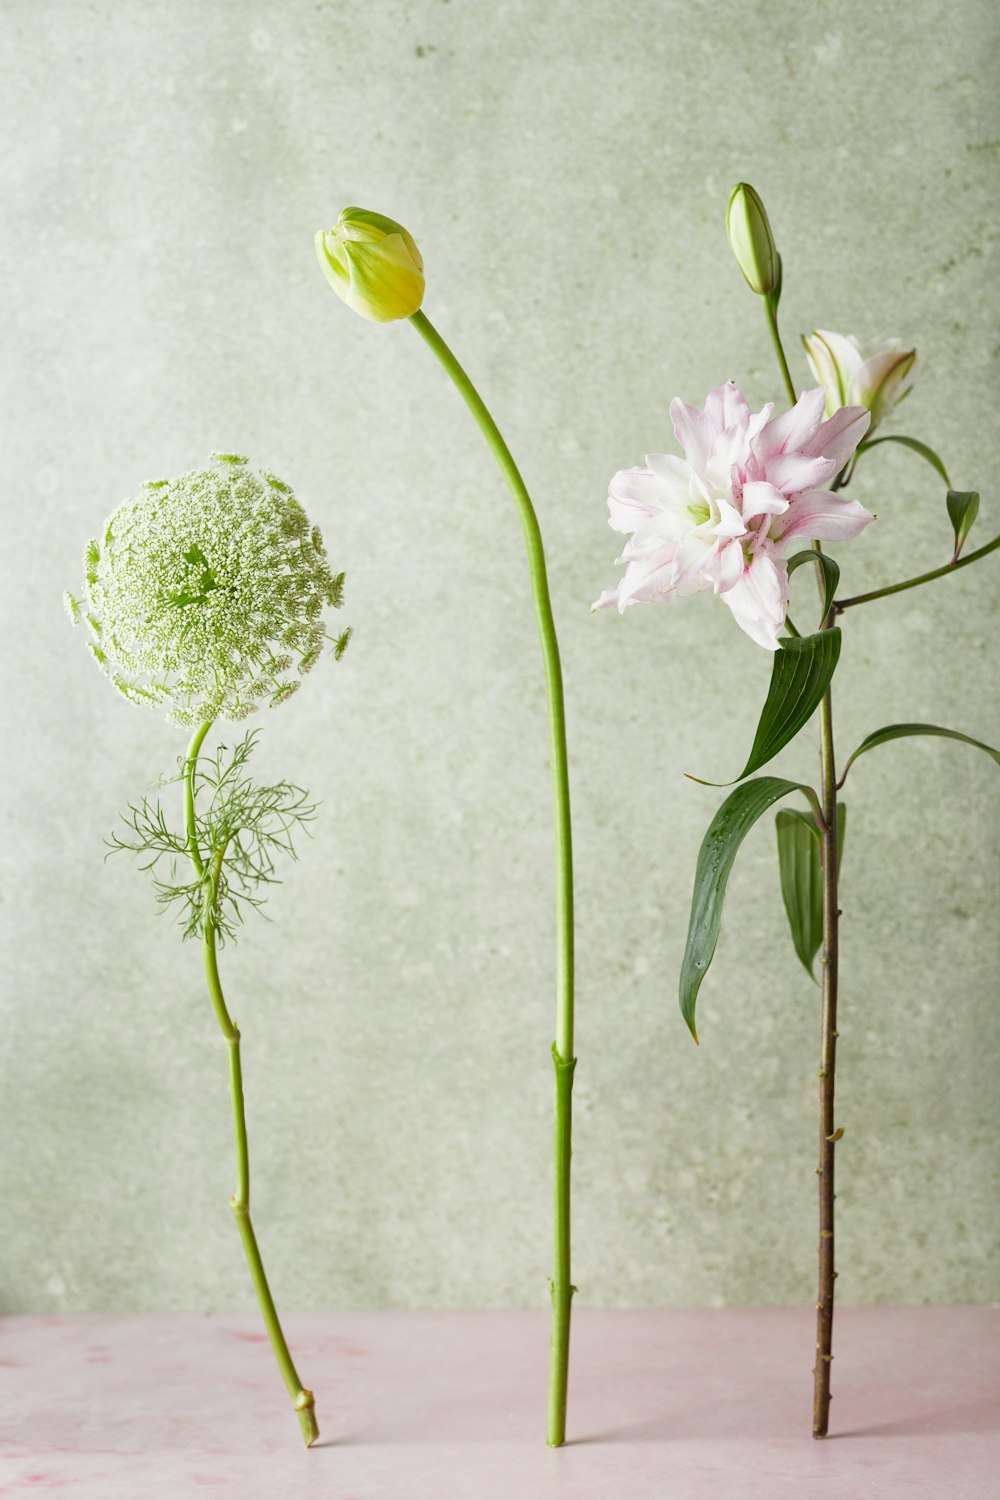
[185,723,319,1448]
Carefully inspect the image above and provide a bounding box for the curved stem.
[409,309,576,1447]
[184,721,212,877]
[812,634,840,1438]
[184,729,319,1448]
[764,298,797,407]
[836,531,1000,611]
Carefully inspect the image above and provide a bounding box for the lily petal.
[763,450,836,497]
[721,550,788,650]
[607,466,666,533]
[802,405,870,473]
[741,480,790,520]
[754,387,827,462]
[776,490,874,543]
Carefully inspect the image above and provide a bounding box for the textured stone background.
[1,0,998,1314]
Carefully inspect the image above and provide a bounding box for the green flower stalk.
[68,455,351,1447]
[315,207,577,1447]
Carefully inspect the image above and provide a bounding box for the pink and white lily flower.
[594,383,872,650]
[802,329,916,433]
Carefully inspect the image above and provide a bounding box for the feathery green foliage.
[109,731,316,943]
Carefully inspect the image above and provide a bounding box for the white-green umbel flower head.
[65,454,350,725]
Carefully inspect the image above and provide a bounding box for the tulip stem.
[764,299,798,408]
[184,724,319,1449]
[408,310,576,1448]
[835,531,1000,610]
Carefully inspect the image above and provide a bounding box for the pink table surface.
[1,1307,997,1499]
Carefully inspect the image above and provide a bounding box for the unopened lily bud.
[802,329,917,431]
[726,183,779,296]
[315,207,424,323]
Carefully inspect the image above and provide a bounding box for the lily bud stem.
[764,298,798,409]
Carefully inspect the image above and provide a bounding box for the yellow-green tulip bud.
[726,183,779,296]
[315,207,424,323]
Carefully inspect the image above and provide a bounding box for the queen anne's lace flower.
[594,383,872,650]
[65,455,349,724]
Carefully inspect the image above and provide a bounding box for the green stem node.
[547,1044,577,1447]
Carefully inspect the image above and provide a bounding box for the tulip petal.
[343,235,425,322]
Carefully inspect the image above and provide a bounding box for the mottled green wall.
[2,0,997,1313]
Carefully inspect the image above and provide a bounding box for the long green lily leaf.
[680,777,819,1040]
[946,490,980,558]
[787,550,841,626]
[841,723,1000,782]
[735,629,841,780]
[776,804,846,979]
[856,434,952,488]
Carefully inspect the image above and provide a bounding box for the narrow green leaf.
[855,434,952,488]
[775,803,846,980]
[679,777,818,1040]
[841,723,1000,782]
[734,629,841,780]
[767,251,783,314]
[946,490,980,558]
[776,809,822,978]
[787,550,841,626]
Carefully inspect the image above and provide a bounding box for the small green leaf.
[855,434,952,488]
[679,777,819,1040]
[733,629,841,780]
[841,723,1000,783]
[767,251,783,313]
[776,803,846,979]
[946,490,980,558]
[787,550,841,627]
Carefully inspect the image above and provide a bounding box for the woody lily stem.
[183,723,319,1448]
[762,298,842,1436]
[408,310,576,1448]
[813,661,840,1437]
